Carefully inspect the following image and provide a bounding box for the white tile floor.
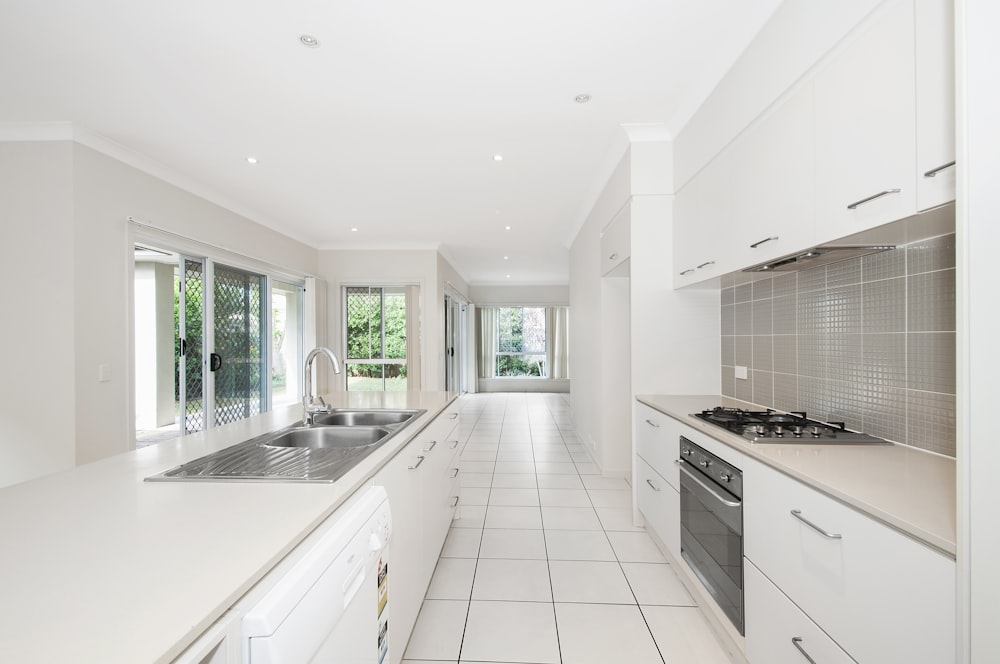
[402,392,733,664]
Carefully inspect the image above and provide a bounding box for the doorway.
[444,294,468,394]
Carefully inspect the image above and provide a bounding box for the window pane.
[384,289,406,360]
[497,307,523,353]
[271,281,302,409]
[522,307,546,354]
[496,354,545,377]
[346,287,382,360]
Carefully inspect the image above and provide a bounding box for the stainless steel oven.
[678,436,744,634]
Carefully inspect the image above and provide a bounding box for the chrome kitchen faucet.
[303,347,343,425]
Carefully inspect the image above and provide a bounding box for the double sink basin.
[145,409,426,483]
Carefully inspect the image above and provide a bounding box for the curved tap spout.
[303,347,343,424]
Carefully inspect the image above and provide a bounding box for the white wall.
[569,145,631,461]
[317,249,470,393]
[957,0,1000,658]
[0,140,320,485]
[0,142,76,488]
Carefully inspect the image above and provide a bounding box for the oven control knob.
[682,449,694,457]
[699,460,711,468]
[719,473,732,483]
[810,426,822,437]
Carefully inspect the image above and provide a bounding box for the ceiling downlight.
[299,34,320,48]
[574,93,591,103]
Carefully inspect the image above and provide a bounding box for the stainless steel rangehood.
[743,244,895,273]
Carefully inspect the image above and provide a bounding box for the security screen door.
[177,258,266,433]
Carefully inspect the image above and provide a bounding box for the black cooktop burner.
[693,407,891,445]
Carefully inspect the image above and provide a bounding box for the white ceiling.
[0,0,781,285]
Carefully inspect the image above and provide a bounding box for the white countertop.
[0,391,455,663]
[636,394,956,557]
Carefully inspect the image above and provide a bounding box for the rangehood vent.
[744,245,895,273]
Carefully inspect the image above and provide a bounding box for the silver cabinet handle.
[679,268,696,276]
[790,510,842,539]
[697,261,715,269]
[645,478,661,492]
[423,440,437,452]
[608,252,618,261]
[923,160,956,178]
[450,496,460,508]
[847,188,900,210]
[450,468,459,478]
[644,418,660,428]
[408,455,425,470]
[449,440,459,449]
[791,637,818,664]
[750,236,778,249]
[448,412,458,420]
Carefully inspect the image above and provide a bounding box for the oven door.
[678,461,744,634]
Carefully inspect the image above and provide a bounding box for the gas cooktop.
[692,407,891,445]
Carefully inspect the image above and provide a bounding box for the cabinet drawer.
[745,561,855,664]
[635,403,680,490]
[744,457,955,664]
[636,456,680,558]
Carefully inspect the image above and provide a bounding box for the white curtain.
[546,307,570,380]
[476,307,497,379]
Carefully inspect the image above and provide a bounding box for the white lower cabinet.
[635,456,680,558]
[172,610,241,664]
[373,407,460,664]
[636,402,681,491]
[745,562,855,664]
[743,457,955,664]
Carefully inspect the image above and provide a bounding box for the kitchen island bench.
[0,391,456,663]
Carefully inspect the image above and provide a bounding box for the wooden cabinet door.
[915,0,956,210]
[814,0,917,242]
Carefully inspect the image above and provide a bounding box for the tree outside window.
[496,306,546,377]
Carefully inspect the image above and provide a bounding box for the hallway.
[402,392,733,664]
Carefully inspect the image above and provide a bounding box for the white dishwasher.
[242,485,392,664]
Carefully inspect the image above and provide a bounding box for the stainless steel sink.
[261,425,391,449]
[145,408,426,483]
[309,409,420,427]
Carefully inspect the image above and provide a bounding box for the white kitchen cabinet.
[743,456,955,664]
[600,202,631,277]
[729,82,817,269]
[915,0,956,210]
[635,402,681,491]
[673,152,733,287]
[372,406,461,664]
[744,561,855,664]
[636,456,680,558]
[814,0,918,242]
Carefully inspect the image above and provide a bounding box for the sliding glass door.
[212,263,267,427]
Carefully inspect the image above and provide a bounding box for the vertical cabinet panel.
[600,203,631,277]
[814,0,918,242]
[673,153,733,287]
[915,0,956,210]
[636,457,681,558]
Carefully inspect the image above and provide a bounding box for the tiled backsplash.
[720,234,956,456]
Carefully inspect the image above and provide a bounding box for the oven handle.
[677,460,741,508]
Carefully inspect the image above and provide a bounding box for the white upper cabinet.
[814,0,918,243]
[673,151,733,287]
[729,82,817,269]
[915,0,956,210]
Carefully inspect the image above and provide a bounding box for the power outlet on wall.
[735,366,748,380]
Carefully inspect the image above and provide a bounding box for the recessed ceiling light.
[350,227,358,232]
[300,34,320,48]
[505,225,512,231]
[503,256,509,260]
[506,274,511,279]
[493,154,503,162]
[246,156,258,165]
[575,93,591,103]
